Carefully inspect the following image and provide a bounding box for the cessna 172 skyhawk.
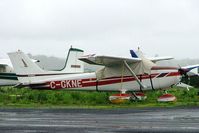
[8,48,199,103]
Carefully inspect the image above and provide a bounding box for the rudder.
[61,47,84,73]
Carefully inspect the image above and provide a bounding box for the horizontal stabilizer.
[148,56,174,62]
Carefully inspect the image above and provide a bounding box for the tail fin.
[8,50,46,84]
[8,50,45,75]
[130,50,138,58]
[8,48,84,84]
[61,47,84,73]
[130,49,144,58]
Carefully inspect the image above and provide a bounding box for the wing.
[182,64,199,70]
[182,64,199,76]
[80,54,155,90]
[80,54,156,80]
[148,56,173,62]
[79,55,141,66]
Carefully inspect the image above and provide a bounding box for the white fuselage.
[0,59,18,86]
[27,69,181,92]
[0,78,18,86]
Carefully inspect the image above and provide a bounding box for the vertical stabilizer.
[130,48,145,59]
[130,50,138,58]
[8,50,45,75]
[61,47,84,73]
[8,50,46,84]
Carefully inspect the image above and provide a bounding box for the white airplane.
[0,59,18,86]
[0,48,84,86]
[7,48,199,103]
[0,58,41,86]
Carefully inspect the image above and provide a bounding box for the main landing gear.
[109,93,132,104]
[130,92,147,101]
[157,90,176,102]
[109,92,147,104]
[109,60,148,104]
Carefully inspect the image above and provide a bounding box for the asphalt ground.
[0,107,199,133]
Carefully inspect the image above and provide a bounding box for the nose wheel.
[157,91,176,102]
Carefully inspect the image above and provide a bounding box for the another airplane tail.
[8,50,45,75]
[8,47,84,74]
[130,50,139,58]
[130,49,145,58]
[8,47,85,85]
[60,47,84,73]
[8,50,46,84]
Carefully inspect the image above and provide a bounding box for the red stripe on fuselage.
[166,72,180,77]
[97,74,157,86]
[36,72,181,90]
[151,66,178,70]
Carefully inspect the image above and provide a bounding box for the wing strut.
[123,60,146,90]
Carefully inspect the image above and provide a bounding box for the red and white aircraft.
[8,48,199,103]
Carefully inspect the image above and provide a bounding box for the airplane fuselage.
[0,73,18,86]
[25,70,181,92]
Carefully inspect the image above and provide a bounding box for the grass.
[0,86,198,108]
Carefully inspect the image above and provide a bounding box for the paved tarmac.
[0,107,199,133]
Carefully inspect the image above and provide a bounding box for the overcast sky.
[0,0,199,59]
